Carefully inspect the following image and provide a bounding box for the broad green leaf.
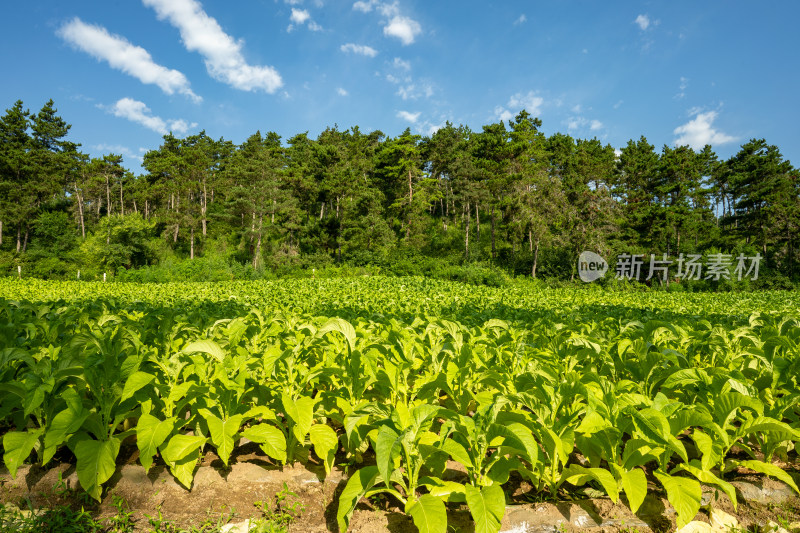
[375,425,401,484]
[731,459,799,494]
[120,371,154,402]
[242,423,286,463]
[620,468,647,513]
[337,466,380,532]
[654,471,701,529]
[675,460,737,509]
[43,405,88,465]
[318,318,357,353]
[419,477,466,502]
[407,494,448,533]
[3,428,45,478]
[281,393,315,443]
[309,423,339,474]
[74,437,121,501]
[465,483,505,533]
[182,340,225,362]
[442,438,473,468]
[199,410,243,467]
[136,414,175,472]
[160,434,207,489]
[562,465,619,503]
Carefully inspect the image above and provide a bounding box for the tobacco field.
[0,277,799,532]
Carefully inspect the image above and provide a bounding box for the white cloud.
[92,144,145,164]
[566,116,603,132]
[514,14,527,25]
[290,8,310,24]
[384,15,421,45]
[397,81,433,100]
[675,76,688,99]
[590,120,603,131]
[337,87,348,96]
[353,0,378,12]
[495,91,544,122]
[673,110,736,149]
[341,43,378,57]
[393,57,411,71]
[106,97,195,135]
[396,110,420,123]
[143,0,282,93]
[57,17,200,102]
[635,14,650,30]
[308,21,323,31]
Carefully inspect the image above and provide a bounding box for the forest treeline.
[1,98,798,287]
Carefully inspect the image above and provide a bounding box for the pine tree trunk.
[22,227,29,252]
[490,205,496,259]
[0,220,3,246]
[253,216,263,269]
[173,224,179,243]
[145,200,149,219]
[319,203,325,221]
[202,179,207,237]
[76,189,85,239]
[190,227,195,260]
[16,227,21,253]
[475,203,480,243]
[106,175,111,216]
[465,201,470,258]
[532,238,540,279]
[120,179,124,216]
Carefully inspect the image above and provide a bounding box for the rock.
[221,519,255,532]
[732,481,796,505]
[709,508,738,531]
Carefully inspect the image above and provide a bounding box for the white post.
[103,272,106,282]
[17,265,21,279]
[77,270,81,280]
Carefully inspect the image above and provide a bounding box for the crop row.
[1,280,799,532]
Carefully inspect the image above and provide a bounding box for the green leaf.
[199,410,243,467]
[675,461,737,509]
[281,393,314,443]
[562,465,619,503]
[43,404,88,465]
[407,494,448,533]
[136,414,175,472]
[337,466,380,532]
[3,428,45,478]
[620,468,647,514]
[442,438,473,468]
[74,437,121,501]
[309,424,339,474]
[654,471,702,529]
[731,459,800,494]
[465,483,505,533]
[160,434,207,489]
[318,318,357,353]
[242,423,286,463]
[120,371,154,402]
[375,425,401,485]
[183,340,225,362]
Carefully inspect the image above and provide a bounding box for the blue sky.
[1,1,798,173]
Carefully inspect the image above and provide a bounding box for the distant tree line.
[1,98,798,285]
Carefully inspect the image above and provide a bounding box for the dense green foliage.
[1,277,799,532]
[1,100,799,284]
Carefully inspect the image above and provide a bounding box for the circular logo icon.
[578,251,608,283]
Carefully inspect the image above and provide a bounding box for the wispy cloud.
[393,57,411,71]
[397,81,433,100]
[57,17,200,102]
[353,1,422,45]
[92,143,146,164]
[336,87,348,96]
[104,97,196,135]
[396,110,420,123]
[514,14,527,25]
[143,0,282,93]
[674,110,736,149]
[287,7,323,32]
[634,14,651,30]
[675,76,688,99]
[495,91,544,122]
[341,43,378,57]
[566,116,604,132]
